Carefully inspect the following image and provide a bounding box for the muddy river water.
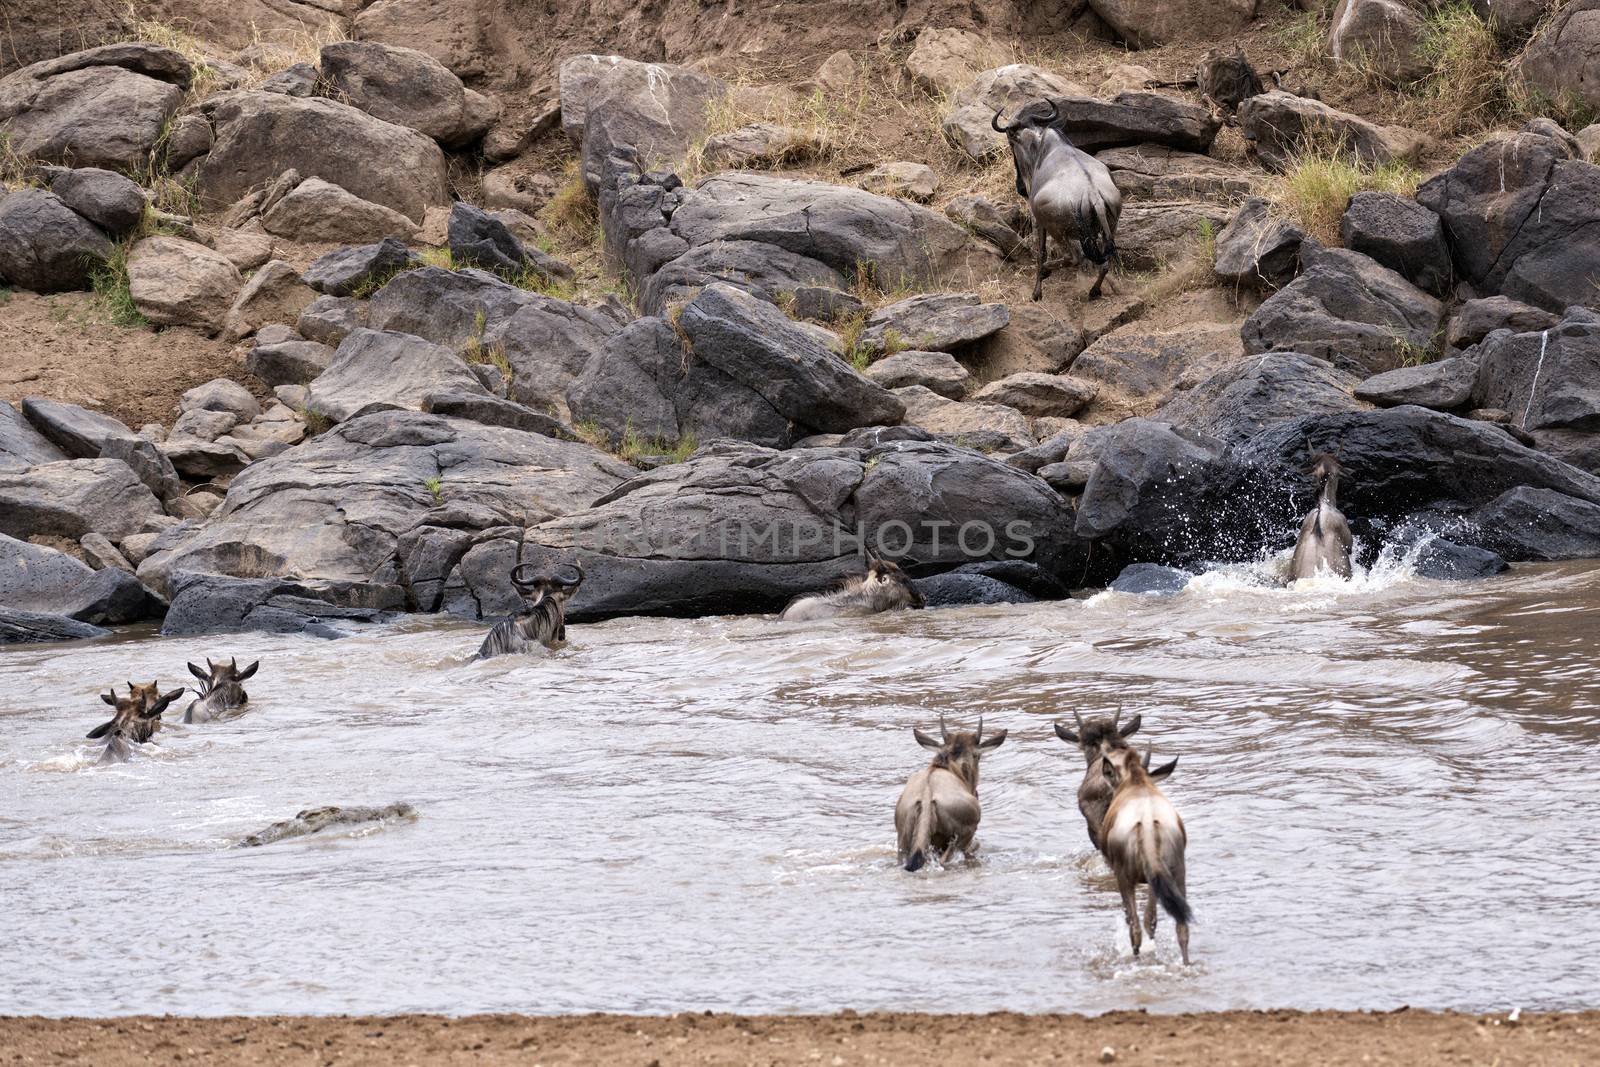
[3,551,1598,1017]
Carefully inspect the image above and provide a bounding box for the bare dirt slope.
[1,1010,1589,1066]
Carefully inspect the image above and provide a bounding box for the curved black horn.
[975,716,984,746]
[1074,709,1085,732]
[510,563,542,589]
[939,713,949,741]
[1044,98,1059,124]
[991,107,1009,133]
[554,563,584,585]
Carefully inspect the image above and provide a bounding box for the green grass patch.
[423,476,444,505]
[1262,146,1422,245]
[88,241,146,328]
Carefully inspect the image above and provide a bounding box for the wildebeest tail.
[1077,204,1116,266]
[904,798,935,872]
[1142,820,1193,925]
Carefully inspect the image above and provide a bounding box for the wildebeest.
[86,683,184,763]
[1054,710,1175,854]
[894,714,1007,871]
[993,98,1122,301]
[1289,453,1353,580]
[1100,745,1192,964]
[183,657,258,724]
[475,562,584,660]
[780,555,925,622]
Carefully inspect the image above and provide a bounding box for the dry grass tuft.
[1411,3,1515,136]
[1261,144,1422,245]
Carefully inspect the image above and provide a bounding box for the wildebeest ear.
[1119,713,1142,738]
[100,691,116,706]
[237,660,259,680]
[912,727,943,750]
[1100,755,1120,785]
[148,689,185,715]
[978,728,1008,750]
[188,661,208,681]
[1053,721,1080,745]
[86,721,113,739]
[1148,755,1179,781]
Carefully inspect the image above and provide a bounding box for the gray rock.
[221,259,316,342]
[19,396,180,500]
[170,409,238,443]
[198,90,450,222]
[1241,246,1444,375]
[479,295,623,416]
[1109,563,1193,595]
[865,351,970,399]
[943,194,1027,259]
[297,294,367,344]
[160,437,251,480]
[943,64,1091,160]
[0,532,156,623]
[257,62,317,96]
[0,607,109,644]
[0,458,165,542]
[677,283,904,434]
[1005,427,1083,474]
[1049,91,1221,154]
[859,162,937,202]
[1468,486,1600,562]
[914,571,1037,607]
[422,391,573,439]
[1155,352,1365,447]
[1355,357,1477,410]
[971,372,1097,417]
[1088,0,1258,49]
[1100,143,1256,202]
[320,40,497,147]
[1517,1,1600,119]
[80,531,132,572]
[0,188,112,292]
[161,571,403,638]
[1071,322,1242,422]
[1446,297,1558,351]
[1116,200,1233,272]
[1340,192,1450,297]
[906,399,1035,453]
[1,400,69,471]
[1471,0,1550,35]
[261,176,420,244]
[447,201,571,282]
[1328,0,1428,83]
[701,122,818,168]
[305,328,489,424]
[48,167,145,235]
[180,379,260,422]
[126,236,242,332]
[1473,308,1600,432]
[0,45,188,170]
[1408,535,1508,580]
[367,266,539,349]
[1416,131,1600,314]
[1238,91,1429,171]
[1214,197,1303,291]
[302,238,421,297]
[791,285,864,323]
[246,338,335,387]
[578,60,726,192]
[860,293,1009,354]
[640,239,847,317]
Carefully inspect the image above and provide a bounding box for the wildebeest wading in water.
[86,682,185,764]
[183,657,258,723]
[475,562,584,660]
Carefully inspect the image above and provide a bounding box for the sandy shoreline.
[2,1010,1592,1065]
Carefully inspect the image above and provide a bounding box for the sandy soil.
[1,1010,1590,1066]
[0,289,262,428]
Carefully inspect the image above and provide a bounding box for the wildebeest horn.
[991,107,1009,133]
[1074,709,1085,732]
[939,713,949,741]
[510,563,542,589]
[554,563,584,586]
[1043,98,1059,124]
[1112,708,1122,732]
[1141,745,1152,769]
[975,716,984,746]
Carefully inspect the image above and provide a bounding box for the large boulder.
[1416,133,1600,314]
[1,400,68,471]
[1472,308,1600,432]
[0,44,189,170]
[367,266,546,348]
[221,259,316,342]
[319,40,498,147]
[1100,144,1257,202]
[48,167,145,235]
[519,439,1083,620]
[260,176,421,243]
[1050,92,1221,154]
[479,295,622,417]
[1467,486,1600,561]
[0,533,156,624]
[1340,192,1451,297]
[304,328,490,424]
[640,239,848,316]
[1238,91,1429,171]
[198,91,450,222]
[447,201,571,282]
[865,350,970,399]
[1072,322,1244,422]
[578,59,725,192]
[0,608,109,645]
[1354,356,1478,411]
[1213,197,1303,291]
[126,236,243,333]
[1517,1,1600,117]
[160,571,403,638]
[0,189,111,292]
[971,372,1097,418]
[19,397,180,500]
[666,173,974,290]
[1154,352,1367,446]
[1115,201,1233,272]
[906,28,1010,96]
[904,397,1035,453]
[860,293,1009,354]
[137,410,633,603]
[677,283,904,434]
[942,64,1090,160]
[1446,296,1558,351]
[1088,0,1258,48]
[1328,0,1428,83]
[1241,247,1444,376]
[0,458,166,542]
[559,54,648,141]
[302,238,422,297]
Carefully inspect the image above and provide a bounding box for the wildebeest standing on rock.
[993,99,1122,301]
[780,556,925,622]
[475,562,584,660]
[1289,453,1353,580]
[895,715,1007,871]
[87,683,185,764]
[1101,745,1192,964]
[183,657,258,724]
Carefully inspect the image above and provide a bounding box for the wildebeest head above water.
[184,656,259,724]
[87,683,185,763]
[475,562,585,660]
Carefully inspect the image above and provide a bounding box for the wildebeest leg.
[1118,874,1142,956]
[1175,869,1191,965]
[1143,885,1158,935]
[1032,221,1049,302]
[1088,262,1110,301]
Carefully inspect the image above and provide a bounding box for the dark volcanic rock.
[0,458,165,542]
[302,238,421,297]
[1340,192,1451,297]
[0,189,112,292]
[1468,487,1600,562]
[1049,92,1221,154]
[1446,297,1558,352]
[0,400,68,471]
[1213,197,1303,291]
[305,328,489,423]
[49,167,145,235]
[1473,308,1600,432]
[914,571,1038,607]
[1355,357,1477,411]
[0,607,109,644]
[1109,562,1193,595]
[20,396,179,501]
[1155,352,1366,447]
[161,572,403,638]
[447,202,572,281]
[0,533,159,624]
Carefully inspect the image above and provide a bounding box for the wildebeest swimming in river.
[780,556,925,622]
[1289,453,1352,581]
[895,714,1007,871]
[86,682,185,763]
[475,562,584,660]
[183,657,258,723]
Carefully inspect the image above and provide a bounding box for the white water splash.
[1522,328,1550,429]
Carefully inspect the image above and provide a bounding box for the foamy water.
[2,555,1598,1017]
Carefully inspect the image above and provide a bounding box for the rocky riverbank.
[4,3,1600,643]
[0,1009,1589,1065]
